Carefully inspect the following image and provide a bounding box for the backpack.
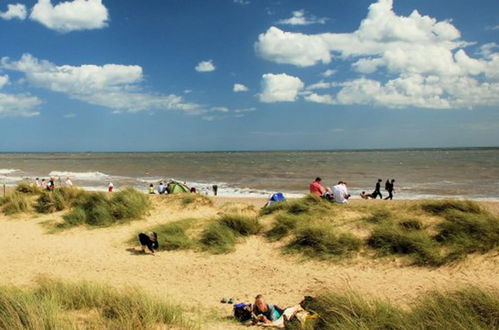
[233,303,252,322]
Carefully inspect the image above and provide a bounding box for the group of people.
[34,176,71,191]
[309,177,396,203]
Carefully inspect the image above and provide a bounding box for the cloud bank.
[0,3,27,20]
[256,0,499,109]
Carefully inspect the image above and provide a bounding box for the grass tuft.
[265,213,303,241]
[219,214,262,236]
[200,222,237,254]
[149,219,196,251]
[421,199,484,215]
[287,225,362,258]
[15,182,42,195]
[35,187,85,214]
[1,192,31,215]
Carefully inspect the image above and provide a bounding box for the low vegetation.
[15,182,43,195]
[161,193,213,208]
[62,188,150,227]
[309,287,499,330]
[0,192,31,215]
[148,219,197,251]
[0,277,194,330]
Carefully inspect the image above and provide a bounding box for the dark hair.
[315,177,321,182]
[337,181,343,184]
[378,179,382,182]
[255,294,263,300]
[149,183,153,187]
[391,179,395,182]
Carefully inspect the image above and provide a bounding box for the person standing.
[384,179,395,200]
[157,182,164,194]
[47,177,55,191]
[108,182,114,192]
[65,177,73,186]
[371,179,383,199]
[212,184,218,196]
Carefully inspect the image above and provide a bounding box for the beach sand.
[0,196,498,329]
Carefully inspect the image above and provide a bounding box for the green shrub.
[200,222,236,254]
[62,207,87,226]
[219,214,262,236]
[266,213,303,241]
[367,225,442,266]
[1,192,30,215]
[421,199,484,215]
[287,225,362,258]
[260,201,288,215]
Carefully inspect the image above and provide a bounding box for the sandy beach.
[1,194,498,328]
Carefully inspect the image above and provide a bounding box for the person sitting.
[157,182,165,194]
[332,181,350,204]
[251,294,284,325]
[309,177,326,196]
[148,184,155,194]
[138,232,158,255]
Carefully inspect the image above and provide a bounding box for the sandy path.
[1,198,498,328]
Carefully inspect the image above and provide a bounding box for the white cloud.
[195,60,215,72]
[257,0,499,109]
[259,73,304,103]
[63,113,76,118]
[233,0,250,5]
[321,69,336,77]
[30,0,108,32]
[1,54,201,113]
[306,80,334,90]
[234,107,256,113]
[277,9,327,26]
[304,93,335,105]
[233,83,249,92]
[0,75,9,89]
[211,106,229,113]
[0,3,27,20]
[0,73,41,117]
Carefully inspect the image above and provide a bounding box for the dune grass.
[0,192,31,215]
[145,218,197,251]
[308,286,499,330]
[199,214,262,254]
[0,277,195,330]
[61,188,150,228]
[15,182,43,195]
[35,187,85,214]
[161,193,213,208]
[287,225,362,259]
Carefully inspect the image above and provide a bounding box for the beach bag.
[233,303,252,322]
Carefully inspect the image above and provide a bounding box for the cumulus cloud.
[321,69,336,77]
[233,83,249,92]
[233,0,250,4]
[195,60,215,72]
[257,0,499,109]
[1,54,201,113]
[259,73,304,103]
[0,73,41,117]
[277,9,327,26]
[0,75,9,88]
[30,0,108,32]
[0,3,27,20]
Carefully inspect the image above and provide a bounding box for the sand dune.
[0,196,498,329]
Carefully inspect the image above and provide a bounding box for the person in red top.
[309,177,326,196]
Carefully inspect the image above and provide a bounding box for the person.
[371,179,383,199]
[157,182,164,194]
[41,178,47,189]
[108,182,114,192]
[148,183,155,194]
[251,295,284,325]
[34,178,41,187]
[309,177,326,196]
[138,232,158,255]
[65,177,73,186]
[212,184,218,196]
[332,181,350,204]
[360,191,372,199]
[47,177,55,191]
[384,179,395,200]
[190,187,197,193]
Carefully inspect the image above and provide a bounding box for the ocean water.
[0,148,498,200]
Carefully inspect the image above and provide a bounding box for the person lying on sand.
[138,232,158,255]
[251,294,285,325]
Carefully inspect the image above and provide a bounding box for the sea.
[0,148,498,200]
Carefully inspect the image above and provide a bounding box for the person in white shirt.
[65,177,73,186]
[332,181,350,204]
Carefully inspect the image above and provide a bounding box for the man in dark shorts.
[384,179,395,200]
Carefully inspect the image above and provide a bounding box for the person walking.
[212,184,218,196]
[384,179,395,200]
[371,179,383,199]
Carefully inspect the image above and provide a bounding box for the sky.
[0,0,498,152]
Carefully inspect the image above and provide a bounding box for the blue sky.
[0,0,498,151]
